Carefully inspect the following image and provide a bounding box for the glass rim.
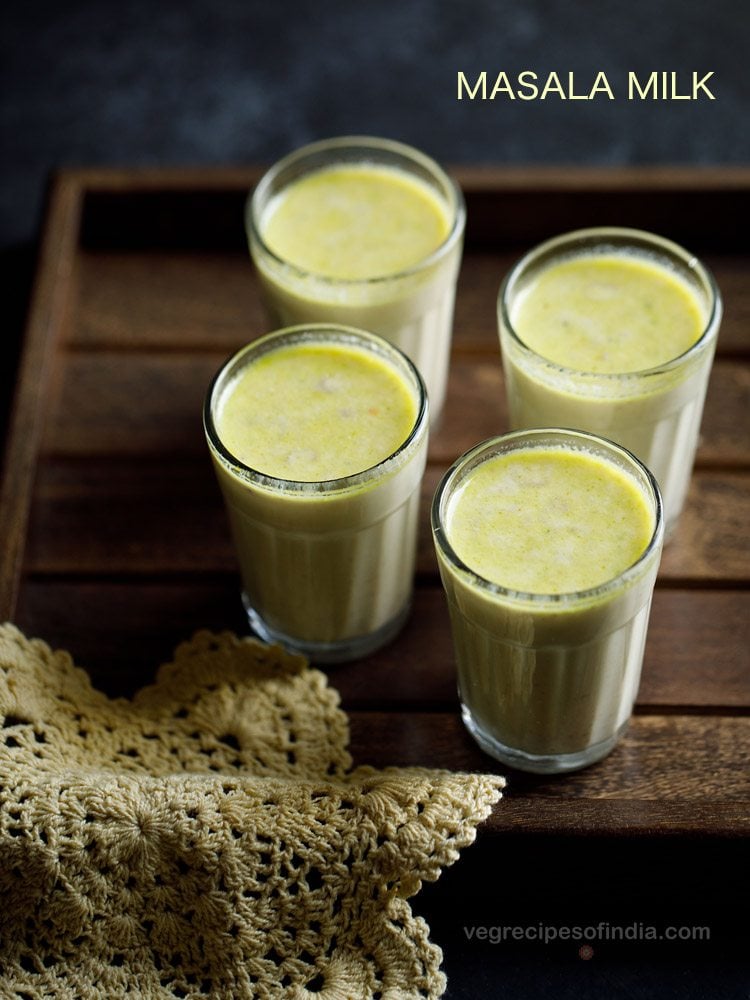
[204,323,429,494]
[431,427,664,606]
[498,226,722,382]
[245,134,466,287]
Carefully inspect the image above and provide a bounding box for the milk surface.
[261,163,451,280]
[446,446,654,594]
[511,253,705,373]
[216,341,416,481]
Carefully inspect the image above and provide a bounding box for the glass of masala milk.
[498,228,721,535]
[432,429,664,773]
[204,324,428,663]
[246,136,465,424]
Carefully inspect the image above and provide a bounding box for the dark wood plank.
[70,248,749,356]
[483,797,750,836]
[38,350,502,458]
[37,350,750,469]
[35,351,502,459]
[25,456,234,573]
[39,352,226,456]
[13,581,749,709]
[658,471,750,581]
[13,579,249,699]
[431,356,507,459]
[419,466,750,583]
[456,171,750,255]
[0,174,83,616]
[347,712,750,834]
[639,590,750,707]
[696,361,750,467]
[37,350,510,457]
[70,165,750,255]
[74,250,266,351]
[433,358,750,469]
[24,457,750,583]
[704,255,750,354]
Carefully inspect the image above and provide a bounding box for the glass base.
[242,593,411,665]
[461,704,630,774]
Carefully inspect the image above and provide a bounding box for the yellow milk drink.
[432,429,664,773]
[205,325,429,663]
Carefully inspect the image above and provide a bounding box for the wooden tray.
[2,166,749,845]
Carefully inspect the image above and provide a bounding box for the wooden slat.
[74,250,266,351]
[704,255,750,353]
[26,457,235,573]
[24,457,750,583]
[0,174,83,615]
[658,471,750,581]
[66,164,750,193]
[38,350,750,467]
[457,182,749,256]
[483,797,750,836]
[44,352,507,457]
[419,466,750,583]
[696,361,750,467]
[346,712,750,832]
[36,351,506,458]
[70,248,749,356]
[430,357,508,458]
[434,357,749,468]
[66,166,750,257]
[452,165,750,192]
[39,353,224,457]
[640,590,750,706]
[13,580,249,699]
[13,581,750,710]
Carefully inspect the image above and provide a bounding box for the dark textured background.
[2,0,749,250]
[2,2,748,997]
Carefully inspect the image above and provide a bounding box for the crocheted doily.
[0,623,504,999]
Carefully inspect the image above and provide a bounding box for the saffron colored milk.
[248,138,465,422]
[433,429,664,773]
[205,325,429,662]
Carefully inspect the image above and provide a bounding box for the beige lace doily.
[0,623,504,999]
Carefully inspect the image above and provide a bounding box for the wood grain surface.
[1,167,748,841]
